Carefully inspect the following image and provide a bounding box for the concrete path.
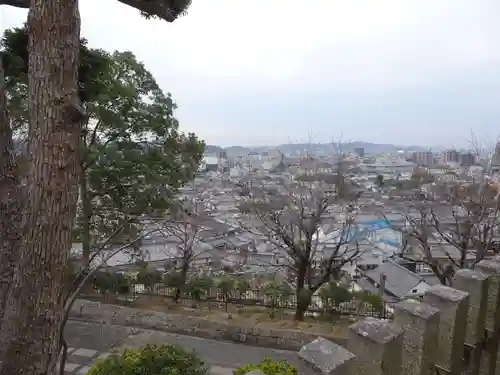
[64,320,300,374]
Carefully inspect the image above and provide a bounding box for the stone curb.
[69,299,347,351]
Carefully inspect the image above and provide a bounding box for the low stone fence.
[295,259,500,375]
[69,299,346,351]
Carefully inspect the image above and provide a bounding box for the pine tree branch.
[0,0,28,7]
[0,0,189,22]
[0,0,27,7]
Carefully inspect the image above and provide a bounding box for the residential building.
[460,152,476,166]
[354,147,365,157]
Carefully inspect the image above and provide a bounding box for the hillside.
[204,141,426,155]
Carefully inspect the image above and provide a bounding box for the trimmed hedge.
[86,344,209,375]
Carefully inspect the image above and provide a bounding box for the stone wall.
[296,258,500,375]
[69,299,346,351]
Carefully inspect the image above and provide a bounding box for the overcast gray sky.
[2,0,500,147]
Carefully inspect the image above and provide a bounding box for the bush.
[136,268,163,290]
[234,358,297,375]
[86,344,209,375]
[186,276,213,302]
[93,271,129,296]
[356,291,383,311]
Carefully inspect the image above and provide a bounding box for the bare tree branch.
[378,171,500,286]
[56,228,159,375]
[238,148,362,320]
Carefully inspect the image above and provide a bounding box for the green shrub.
[234,357,297,375]
[86,344,209,375]
[357,291,383,311]
[136,268,163,290]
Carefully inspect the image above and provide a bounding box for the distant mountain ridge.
[204,142,427,155]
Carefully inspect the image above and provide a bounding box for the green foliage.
[186,276,213,301]
[263,281,292,309]
[356,291,383,311]
[1,25,108,96]
[2,26,205,261]
[92,271,130,296]
[1,25,108,136]
[234,358,297,375]
[163,271,185,288]
[216,276,235,311]
[319,282,352,313]
[139,0,192,21]
[87,344,208,375]
[217,276,235,296]
[136,265,162,290]
[235,277,250,298]
[77,49,204,249]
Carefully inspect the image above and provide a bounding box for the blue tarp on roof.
[340,219,399,246]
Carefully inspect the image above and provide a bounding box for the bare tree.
[431,183,500,264]
[159,196,247,302]
[160,204,208,302]
[381,198,456,286]
[381,176,500,286]
[239,152,362,321]
[56,222,159,375]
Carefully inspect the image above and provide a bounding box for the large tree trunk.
[79,171,92,264]
[0,0,82,373]
[0,55,22,325]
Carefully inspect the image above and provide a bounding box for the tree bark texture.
[0,0,82,373]
[0,56,22,324]
[79,172,91,265]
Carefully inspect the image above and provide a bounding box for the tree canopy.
[0,0,195,372]
[2,26,205,260]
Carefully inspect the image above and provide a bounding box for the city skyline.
[3,0,500,147]
[203,140,498,154]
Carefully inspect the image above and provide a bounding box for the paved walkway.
[64,320,299,374]
[63,347,109,374]
[63,346,236,375]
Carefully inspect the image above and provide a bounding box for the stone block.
[72,348,97,358]
[423,284,469,375]
[475,259,500,375]
[475,260,500,332]
[454,269,489,346]
[394,299,440,375]
[347,317,403,375]
[64,363,80,372]
[298,337,355,375]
